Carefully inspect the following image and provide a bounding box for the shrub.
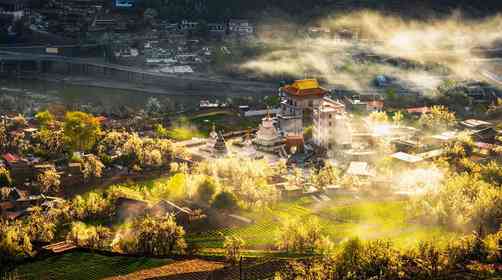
[0,167,12,187]
[211,191,238,210]
[197,178,217,203]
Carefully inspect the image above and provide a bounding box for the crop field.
[13,252,171,280]
[187,196,458,254]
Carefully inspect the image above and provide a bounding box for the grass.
[166,127,203,141]
[107,174,188,205]
[166,111,259,140]
[13,252,171,280]
[190,111,260,135]
[80,175,458,253]
[187,197,459,252]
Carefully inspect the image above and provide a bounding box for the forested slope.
[138,0,502,21]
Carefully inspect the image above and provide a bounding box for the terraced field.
[13,252,172,280]
[187,197,458,253]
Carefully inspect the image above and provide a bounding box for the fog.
[241,11,502,92]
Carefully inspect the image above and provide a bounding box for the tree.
[0,124,7,152]
[37,166,61,195]
[67,222,111,249]
[274,159,288,176]
[385,88,397,102]
[35,110,54,127]
[392,111,404,127]
[411,172,502,231]
[82,155,105,180]
[154,124,168,138]
[275,216,327,253]
[197,178,217,203]
[223,235,245,263]
[145,97,162,116]
[130,215,187,256]
[0,221,33,262]
[11,115,27,129]
[63,111,101,152]
[0,167,12,187]
[211,191,238,210]
[26,207,57,242]
[194,20,209,37]
[313,163,341,189]
[419,105,456,131]
[71,192,113,221]
[368,111,389,123]
[35,127,64,157]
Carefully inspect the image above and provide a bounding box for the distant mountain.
[138,0,502,21]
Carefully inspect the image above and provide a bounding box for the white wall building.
[313,98,351,151]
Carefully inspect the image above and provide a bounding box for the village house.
[115,197,149,221]
[406,106,431,116]
[208,23,226,34]
[312,98,351,152]
[179,20,199,32]
[343,94,384,113]
[0,187,48,220]
[228,19,254,36]
[469,127,498,143]
[2,153,32,182]
[149,200,202,226]
[275,183,303,199]
[460,119,493,130]
[0,0,30,20]
[346,161,375,178]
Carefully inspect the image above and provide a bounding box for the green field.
[189,111,260,135]
[188,196,458,253]
[79,176,458,254]
[12,252,171,280]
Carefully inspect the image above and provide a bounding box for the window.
[329,122,332,127]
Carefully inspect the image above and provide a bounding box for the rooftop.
[282,79,328,98]
[346,161,374,176]
[406,107,431,114]
[317,97,346,113]
[391,152,423,163]
[2,153,20,163]
[461,119,492,128]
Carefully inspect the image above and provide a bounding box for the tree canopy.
[63,111,101,152]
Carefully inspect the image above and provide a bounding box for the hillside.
[139,0,502,21]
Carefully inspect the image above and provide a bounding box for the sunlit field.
[72,176,457,257]
[187,196,458,255]
[13,252,171,280]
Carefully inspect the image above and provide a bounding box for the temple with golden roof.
[280,79,329,115]
[278,79,328,137]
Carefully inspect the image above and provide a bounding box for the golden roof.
[291,79,320,90]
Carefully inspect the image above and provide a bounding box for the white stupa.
[253,113,284,153]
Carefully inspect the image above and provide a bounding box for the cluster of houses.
[175,78,502,200]
[0,185,65,220]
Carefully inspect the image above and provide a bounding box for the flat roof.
[417,149,445,159]
[461,119,492,128]
[346,161,374,176]
[391,152,423,163]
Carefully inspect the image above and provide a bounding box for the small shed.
[115,197,149,221]
[391,152,423,165]
[346,162,375,177]
[276,183,303,199]
[149,200,194,225]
